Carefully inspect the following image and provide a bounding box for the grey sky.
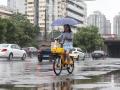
[86,0,120,22]
[86,0,120,33]
[0,0,7,6]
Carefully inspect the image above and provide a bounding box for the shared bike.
[51,39,74,76]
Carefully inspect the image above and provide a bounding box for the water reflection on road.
[0,58,120,90]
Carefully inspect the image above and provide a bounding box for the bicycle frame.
[52,39,74,75]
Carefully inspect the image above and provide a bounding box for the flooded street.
[0,57,120,90]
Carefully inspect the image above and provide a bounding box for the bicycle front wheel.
[53,56,62,76]
[67,57,74,74]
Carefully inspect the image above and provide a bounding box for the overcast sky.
[0,0,7,6]
[86,0,120,22]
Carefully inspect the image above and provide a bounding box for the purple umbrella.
[51,17,80,26]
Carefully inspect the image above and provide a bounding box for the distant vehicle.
[0,44,26,60]
[27,47,37,53]
[22,47,37,58]
[91,50,106,60]
[69,47,85,61]
[37,43,52,62]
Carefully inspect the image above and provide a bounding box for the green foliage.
[73,26,104,52]
[0,13,39,47]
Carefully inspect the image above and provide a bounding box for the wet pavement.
[0,57,120,90]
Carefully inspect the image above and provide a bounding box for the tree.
[0,18,16,43]
[0,13,39,47]
[0,18,5,43]
[8,13,39,47]
[73,26,104,52]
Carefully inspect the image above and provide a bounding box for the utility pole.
[44,9,47,40]
[34,0,41,42]
[34,0,39,27]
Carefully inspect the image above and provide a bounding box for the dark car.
[91,50,106,60]
[37,43,53,62]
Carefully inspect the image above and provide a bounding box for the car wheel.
[8,53,13,61]
[82,56,85,60]
[38,55,43,62]
[49,55,53,62]
[21,53,26,60]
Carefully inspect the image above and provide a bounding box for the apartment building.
[113,13,120,35]
[26,0,87,33]
[87,11,111,35]
[106,20,111,34]
[0,5,13,18]
[7,0,26,14]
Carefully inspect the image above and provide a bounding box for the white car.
[0,44,27,60]
[69,47,85,60]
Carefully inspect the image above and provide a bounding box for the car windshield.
[0,44,9,48]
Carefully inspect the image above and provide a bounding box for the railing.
[102,34,120,40]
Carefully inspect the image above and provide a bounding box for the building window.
[28,2,34,4]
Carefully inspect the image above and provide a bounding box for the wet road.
[0,57,120,90]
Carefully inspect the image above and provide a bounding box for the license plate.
[43,55,49,57]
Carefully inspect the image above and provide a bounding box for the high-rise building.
[87,11,111,35]
[106,20,111,34]
[113,13,120,35]
[26,0,87,33]
[0,5,13,18]
[7,0,26,14]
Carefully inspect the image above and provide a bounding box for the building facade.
[106,20,111,34]
[113,13,120,35]
[7,0,26,14]
[87,11,111,35]
[0,5,13,18]
[26,0,87,33]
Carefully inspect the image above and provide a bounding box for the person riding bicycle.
[56,24,73,59]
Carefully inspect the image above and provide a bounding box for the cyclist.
[56,24,73,60]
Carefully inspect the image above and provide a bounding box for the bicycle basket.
[51,47,64,54]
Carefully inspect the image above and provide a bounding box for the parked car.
[69,47,85,61]
[91,50,106,60]
[37,43,53,62]
[0,44,27,60]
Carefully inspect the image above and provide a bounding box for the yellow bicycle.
[51,39,74,76]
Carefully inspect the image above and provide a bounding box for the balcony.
[67,4,86,16]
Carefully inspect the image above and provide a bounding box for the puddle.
[0,70,120,90]
[0,58,120,90]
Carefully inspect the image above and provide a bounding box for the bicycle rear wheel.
[53,56,62,76]
[67,57,74,74]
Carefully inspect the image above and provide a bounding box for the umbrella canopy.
[51,17,80,26]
